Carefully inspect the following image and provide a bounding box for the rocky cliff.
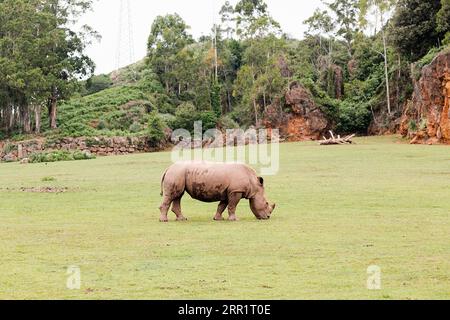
[264,82,329,141]
[400,50,450,144]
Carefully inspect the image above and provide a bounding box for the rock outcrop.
[400,50,450,144]
[267,82,328,141]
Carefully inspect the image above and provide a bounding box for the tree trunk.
[14,105,20,129]
[253,98,258,126]
[164,65,169,94]
[49,96,57,129]
[1,106,9,132]
[227,90,232,113]
[21,105,31,133]
[35,105,42,134]
[3,106,13,132]
[263,91,267,111]
[382,31,391,115]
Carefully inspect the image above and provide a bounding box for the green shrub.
[218,115,240,130]
[73,150,96,161]
[146,111,167,147]
[409,120,418,132]
[169,102,198,133]
[335,100,371,134]
[30,150,72,163]
[129,122,142,133]
[85,74,113,95]
[199,111,219,132]
[97,120,107,130]
[30,150,95,163]
[413,47,450,80]
[443,32,450,46]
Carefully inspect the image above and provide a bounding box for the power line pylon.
[116,0,135,71]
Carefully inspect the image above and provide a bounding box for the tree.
[304,9,334,46]
[0,0,96,134]
[327,0,360,57]
[437,0,450,44]
[304,8,341,99]
[234,0,281,39]
[147,14,194,95]
[391,0,444,61]
[220,1,235,39]
[360,0,397,115]
[41,0,97,130]
[146,111,166,148]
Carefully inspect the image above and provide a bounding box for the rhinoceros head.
[249,177,276,220]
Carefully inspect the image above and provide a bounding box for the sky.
[77,0,325,75]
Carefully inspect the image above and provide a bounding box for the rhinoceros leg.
[159,196,172,222]
[227,193,243,221]
[172,197,187,221]
[214,200,228,221]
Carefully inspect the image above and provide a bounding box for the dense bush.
[169,103,197,133]
[85,74,113,95]
[129,122,142,133]
[336,100,371,134]
[146,111,167,147]
[30,150,96,163]
[218,115,240,130]
[73,150,96,161]
[199,111,219,132]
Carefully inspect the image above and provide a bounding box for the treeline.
[1,0,450,140]
[139,0,450,135]
[0,0,97,138]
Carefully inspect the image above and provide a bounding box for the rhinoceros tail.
[160,170,168,196]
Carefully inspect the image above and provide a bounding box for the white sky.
[77,0,325,75]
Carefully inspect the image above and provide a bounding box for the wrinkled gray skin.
[159,161,276,222]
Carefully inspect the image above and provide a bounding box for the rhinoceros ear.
[258,177,264,186]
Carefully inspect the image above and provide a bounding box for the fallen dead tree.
[319,131,355,145]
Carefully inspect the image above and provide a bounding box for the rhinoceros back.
[168,162,255,202]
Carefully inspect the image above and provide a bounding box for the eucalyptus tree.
[360,0,397,115]
[326,0,360,57]
[0,0,96,134]
[147,14,194,96]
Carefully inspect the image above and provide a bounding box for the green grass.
[1,136,450,300]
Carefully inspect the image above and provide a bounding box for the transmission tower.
[116,0,135,71]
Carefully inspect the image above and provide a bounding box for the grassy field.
[1,136,450,300]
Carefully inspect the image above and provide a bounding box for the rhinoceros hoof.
[159,216,169,223]
[228,216,239,221]
[176,216,188,222]
[213,216,225,221]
